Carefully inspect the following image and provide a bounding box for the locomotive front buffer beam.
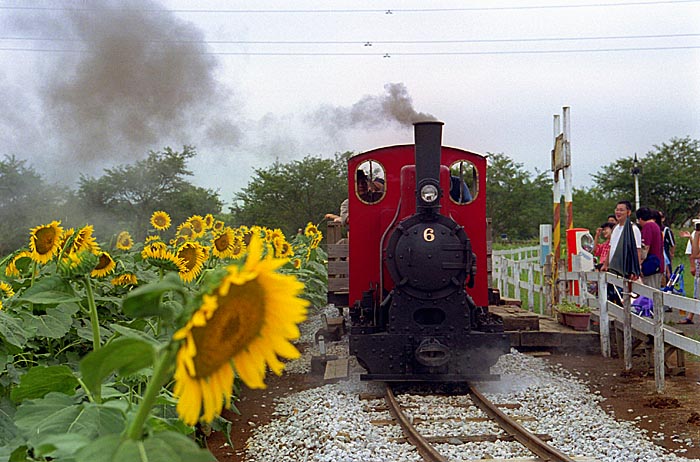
[349,331,510,382]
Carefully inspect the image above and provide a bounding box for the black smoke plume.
[3,0,239,175]
[309,82,437,134]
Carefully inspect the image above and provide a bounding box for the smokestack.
[414,121,444,189]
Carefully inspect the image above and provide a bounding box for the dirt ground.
[205,347,700,462]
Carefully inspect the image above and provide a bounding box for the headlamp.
[420,184,439,203]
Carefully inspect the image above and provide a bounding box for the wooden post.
[543,254,552,316]
[653,289,665,393]
[598,272,610,358]
[557,259,566,304]
[527,262,535,312]
[623,280,633,371]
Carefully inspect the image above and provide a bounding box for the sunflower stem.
[125,343,177,441]
[82,277,101,352]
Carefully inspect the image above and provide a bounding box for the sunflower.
[71,225,100,255]
[58,250,98,278]
[91,252,116,278]
[304,222,319,238]
[229,235,246,260]
[292,258,302,269]
[142,242,184,272]
[176,222,195,240]
[211,228,236,259]
[273,237,293,258]
[0,281,14,298]
[29,221,64,264]
[212,220,225,232]
[187,215,206,238]
[172,235,308,425]
[5,251,32,277]
[111,273,138,286]
[177,242,208,283]
[151,211,171,231]
[116,231,134,251]
[204,214,215,229]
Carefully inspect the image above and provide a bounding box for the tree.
[0,156,68,254]
[76,146,222,240]
[486,153,551,241]
[230,153,349,237]
[592,137,700,226]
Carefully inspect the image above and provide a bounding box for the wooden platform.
[490,305,600,354]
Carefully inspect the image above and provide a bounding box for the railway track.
[383,383,593,462]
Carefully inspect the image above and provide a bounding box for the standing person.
[658,210,676,283]
[605,200,641,273]
[636,207,664,288]
[593,222,614,269]
[681,221,700,324]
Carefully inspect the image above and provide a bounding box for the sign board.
[540,224,551,266]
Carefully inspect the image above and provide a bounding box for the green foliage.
[0,156,69,255]
[592,137,700,226]
[555,300,591,313]
[76,146,223,241]
[230,153,350,237]
[10,366,79,403]
[486,153,552,240]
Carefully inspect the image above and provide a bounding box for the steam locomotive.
[347,122,509,381]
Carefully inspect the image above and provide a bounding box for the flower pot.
[563,312,590,331]
[556,311,566,326]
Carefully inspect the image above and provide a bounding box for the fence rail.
[493,246,700,393]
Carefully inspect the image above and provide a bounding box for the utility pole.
[631,153,641,211]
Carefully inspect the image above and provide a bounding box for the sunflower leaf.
[10,366,79,403]
[0,311,30,347]
[14,394,125,457]
[79,337,155,398]
[16,276,80,304]
[122,273,185,319]
[75,431,215,462]
[19,303,79,339]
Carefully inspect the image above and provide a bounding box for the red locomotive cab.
[347,144,488,312]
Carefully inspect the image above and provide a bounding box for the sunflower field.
[0,212,328,461]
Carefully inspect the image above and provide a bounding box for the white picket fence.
[493,246,700,393]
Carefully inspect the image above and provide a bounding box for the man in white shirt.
[604,200,641,272]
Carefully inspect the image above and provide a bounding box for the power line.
[0,32,698,45]
[1,0,698,13]
[0,45,697,56]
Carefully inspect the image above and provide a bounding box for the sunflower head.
[111,272,138,287]
[116,231,134,251]
[151,211,171,231]
[273,237,293,258]
[177,242,208,283]
[187,215,206,237]
[91,252,116,278]
[5,251,32,278]
[211,228,235,259]
[29,221,64,264]
[142,242,184,272]
[58,250,99,278]
[71,225,100,254]
[204,214,215,229]
[304,222,319,238]
[213,220,225,232]
[0,281,15,298]
[172,235,308,425]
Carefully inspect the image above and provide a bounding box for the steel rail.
[467,384,577,462]
[384,384,448,462]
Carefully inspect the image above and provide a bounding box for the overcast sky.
[1,0,699,204]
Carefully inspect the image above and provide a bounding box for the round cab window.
[355,160,385,204]
[448,160,477,204]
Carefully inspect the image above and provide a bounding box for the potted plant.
[555,300,591,331]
